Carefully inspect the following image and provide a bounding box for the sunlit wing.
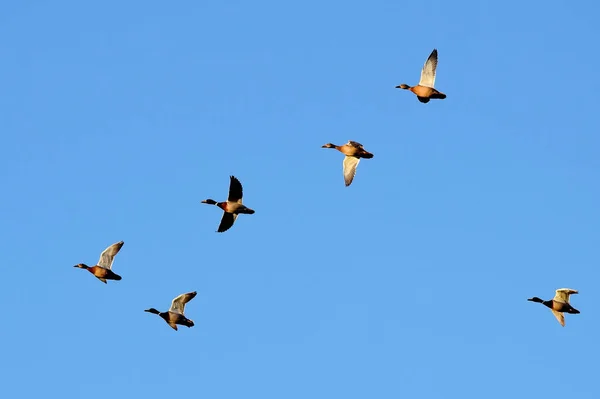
[97,241,124,270]
[343,156,360,187]
[169,291,197,315]
[551,309,565,327]
[418,49,438,88]
[554,288,578,304]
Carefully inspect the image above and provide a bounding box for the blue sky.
[1,1,599,398]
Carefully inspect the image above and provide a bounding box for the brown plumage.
[396,49,446,103]
[322,141,374,186]
[145,291,197,331]
[527,288,580,327]
[201,175,255,232]
[73,241,124,284]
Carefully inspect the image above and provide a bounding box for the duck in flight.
[145,291,197,331]
[202,175,255,232]
[73,241,124,284]
[527,288,580,327]
[322,141,373,186]
[396,48,446,103]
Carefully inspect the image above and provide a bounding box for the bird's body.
[396,49,446,103]
[145,291,197,331]
[528,288,580,327]
[74,241,124,284]
[214,200,254,214]
[202,176,255,232]
[322,141,373,186]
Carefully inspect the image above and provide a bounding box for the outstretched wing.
[551,309,566,327]
[217,212,237,233]
[97,241,124,270]
[169,291,197,315]
[228,176,244,203]
[343,156,360,187]
[418,49,438,88]
[554,288,578,304]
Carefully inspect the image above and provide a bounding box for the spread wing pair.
[550,288,578,327]
[201,176,255,233]
[218,176,244,232]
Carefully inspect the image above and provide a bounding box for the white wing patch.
[343,156,360,187]
[418,49,438,88]
[97,241,124,270]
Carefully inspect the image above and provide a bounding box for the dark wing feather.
[228,176,244,202]
[217,212,237,233]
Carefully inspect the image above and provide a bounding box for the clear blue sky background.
[1,1,598,398]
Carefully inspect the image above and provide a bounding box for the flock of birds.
[72,49,580,330]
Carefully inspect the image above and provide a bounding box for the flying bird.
[527,288,580,327]
[145,291,197,331]
[321,141,374,186]
[73,241,124,284]
[202,175,255,232]
[396,48,446,103]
